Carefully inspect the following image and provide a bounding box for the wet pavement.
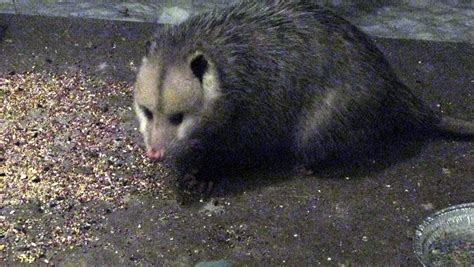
[0,14,473,266]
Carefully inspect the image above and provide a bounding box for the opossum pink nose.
[146,148,166,161]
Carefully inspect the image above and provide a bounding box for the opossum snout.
[146,147,166,161]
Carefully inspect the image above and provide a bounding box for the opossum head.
[134,45,221,161]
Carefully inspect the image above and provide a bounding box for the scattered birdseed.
[0,71,168,263]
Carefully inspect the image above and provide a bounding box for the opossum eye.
[141,106,153,120]
[168,112,184,126]
[190,54,208,82]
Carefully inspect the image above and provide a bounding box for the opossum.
[134,0,473,190]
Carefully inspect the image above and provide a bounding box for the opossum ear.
[190,53,208,83]
[145,40,156,55]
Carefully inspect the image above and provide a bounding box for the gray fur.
[137,0,472,178]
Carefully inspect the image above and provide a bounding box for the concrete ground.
[0,14,473,266]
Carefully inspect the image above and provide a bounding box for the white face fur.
[134,51,221,156]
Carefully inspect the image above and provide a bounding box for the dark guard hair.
[142,0,473,191]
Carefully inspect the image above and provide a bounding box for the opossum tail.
[436,116,474,137]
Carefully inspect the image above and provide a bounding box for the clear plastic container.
[414,203,474,266]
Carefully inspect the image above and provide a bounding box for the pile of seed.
[0,71,168,263]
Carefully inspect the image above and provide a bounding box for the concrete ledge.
[0,1,472,43]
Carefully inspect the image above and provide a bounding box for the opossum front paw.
[180,173,215,194]
[176,172,215,204]
[181,173,199,188]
